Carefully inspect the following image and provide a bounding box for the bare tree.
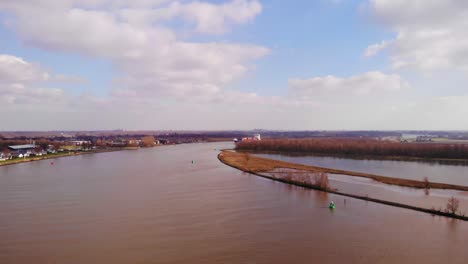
[141,136,155,147]
[235,138,468,160]
[423,176,430,195]
[245,153,251,163]
[2,148,10,155]
[446,197,460,215]
[303,172,313,185]
[314,172,330,191]
[282,172,293,181]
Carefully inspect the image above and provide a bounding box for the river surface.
[256,153,468,186]
[1,143,467,264]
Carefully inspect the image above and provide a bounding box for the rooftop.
[8,144,37,150]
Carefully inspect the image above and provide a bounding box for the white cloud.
[0,1,272,130]
[0,84,66,105]
[0,54,71,105]
[364,40,389,57]
[8,1,466,131]
[289,71,409,99]
[0,0,171,10]
[373,95,468,130]
[0,54,50,83]
[0,0,268,103]
[367,0,468,71]
[175,0,262,34]
[119,0,262,34]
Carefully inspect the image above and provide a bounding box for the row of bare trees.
[269,170,463,216]
[271,170,332,191]
[237,138,468,159]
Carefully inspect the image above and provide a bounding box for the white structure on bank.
[234,134,262,143]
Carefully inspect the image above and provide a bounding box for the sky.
[1,0,468,131]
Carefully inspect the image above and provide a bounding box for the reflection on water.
[328,173,468,213]
[0,142,467,264]
[256,153,468,185]
[312,189,329,203]
[266,152,468,166]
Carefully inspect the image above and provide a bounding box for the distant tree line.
[236,138,468,160]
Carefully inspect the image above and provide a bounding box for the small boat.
[329,201,336,209]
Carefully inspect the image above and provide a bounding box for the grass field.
[0,149,125,167]
[0,152,81,166]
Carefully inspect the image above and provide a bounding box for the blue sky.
[0,19,114,97]
[226,0,394,94]
[1,0,468,130]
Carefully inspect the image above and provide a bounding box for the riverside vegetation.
[218,150,467,220]
[236,138,468,160]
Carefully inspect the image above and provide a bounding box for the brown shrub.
[282,172,293,181]
[314,172,331,191]
[244,153,251,165]
[303,173,314,185]
[423,177,430,195]
[446,197,460,215]
[235,138,468,160]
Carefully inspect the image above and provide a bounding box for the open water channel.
[1,143,467,263]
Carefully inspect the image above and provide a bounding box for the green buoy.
[329,201,336,209]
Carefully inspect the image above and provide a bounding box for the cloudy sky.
[1,0,467,130]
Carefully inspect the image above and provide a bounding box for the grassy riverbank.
[0,149,130,167]
[219,151,468,191]
[218,150,468,221]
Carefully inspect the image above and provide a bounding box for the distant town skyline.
[1,0,468,130]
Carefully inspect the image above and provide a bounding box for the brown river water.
[1,142,467,263]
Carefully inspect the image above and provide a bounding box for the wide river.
[1,142,467,263]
